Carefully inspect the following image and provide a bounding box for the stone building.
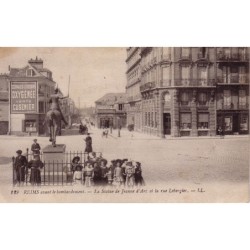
[95,93,127,129]
[2,57,56,135]
[126,47,249,137]
[0,74,9,134]
[125,47,142,131]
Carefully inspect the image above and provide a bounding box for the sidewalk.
[107,128,249,141]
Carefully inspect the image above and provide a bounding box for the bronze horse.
[46,109,61,147]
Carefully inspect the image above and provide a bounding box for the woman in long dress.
[27,155,44,185]
[113,160,124,187]
[83,161,94,187]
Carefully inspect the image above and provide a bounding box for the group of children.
[67,152,145,187]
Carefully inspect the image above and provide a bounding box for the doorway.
[163,113,171,135]
[232,113,239,133]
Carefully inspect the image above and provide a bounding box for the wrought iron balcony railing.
[174,79,216,87]
[140,81,156,92]
[217,74,248,84]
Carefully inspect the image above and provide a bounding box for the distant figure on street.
[218,126,224,138]
[27,154,44,185]
[31,139,41,158]
[14,150,28,186]
[84,133,93,154]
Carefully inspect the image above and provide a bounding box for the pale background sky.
[0,47,127,107]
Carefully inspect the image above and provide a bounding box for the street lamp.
[117,117,120,137]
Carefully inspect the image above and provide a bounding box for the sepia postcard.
[0,47,249,203]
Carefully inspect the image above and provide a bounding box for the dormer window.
[26,69,35,76]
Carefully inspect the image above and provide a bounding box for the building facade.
[126,47,249,137]
[3,57,56,135]
[95,93,127,129]
[125,47,142,131]
[0,74,9,134]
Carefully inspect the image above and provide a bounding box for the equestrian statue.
[45,88,69,147]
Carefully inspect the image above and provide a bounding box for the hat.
[100,159,107,165]
[116,159,122,165]
[126,161,132,166]
[16,150,22,154]
[72,156,80,162]
[33,139,37,142]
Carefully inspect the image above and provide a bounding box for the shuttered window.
[198,113,209,129]
[180,113,191,129]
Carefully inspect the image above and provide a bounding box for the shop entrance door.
[233,113,239,133]
[163,113,171,135]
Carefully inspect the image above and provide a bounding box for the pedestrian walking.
[84,133,93,154]
[14,150,28,186]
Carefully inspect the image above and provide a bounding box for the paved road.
[0,128,249,202]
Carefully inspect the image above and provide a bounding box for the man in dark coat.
[31,139,41,157]
[14,150,28,185]
[84,133,93,153]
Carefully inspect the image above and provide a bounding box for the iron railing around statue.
[12,151,102,186]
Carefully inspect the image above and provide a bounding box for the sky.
[0,48,127,107]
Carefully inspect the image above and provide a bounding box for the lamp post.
[117,117,121,137]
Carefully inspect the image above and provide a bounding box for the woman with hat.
[65,156,81,183]
[134,162,145,186]
[113,159,124,187]
[83,161,94,187]
[100,159,108,186]
[93,161,102,186]
[27,154,44,185]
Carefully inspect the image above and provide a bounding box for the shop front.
[217,111,248,135]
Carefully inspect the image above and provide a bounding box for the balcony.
[218,103,249,110]
[217,52,249,62]
[140,81,156,92]
[217,74,248,84]
[174,79,216,87]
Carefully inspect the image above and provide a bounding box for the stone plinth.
[42,144,66,163]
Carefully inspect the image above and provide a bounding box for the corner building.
[128,47,249,137]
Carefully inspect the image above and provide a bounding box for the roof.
[95,93,126,105]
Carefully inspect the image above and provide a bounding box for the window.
[240,114,248,131]
[224,116,232,131]
[155,112,157,128]
[223,90,231,108]
[118,104,123,111]
[239,66,247,83]
[180,113,191,129]
[198,47,207,58]
[198,113,209,129]
[181,47,190,58]
[239,90,247,108]
[162,66,170,86]
[26,69,34,76]
[145,112,147,126]
[151,112,154,127]
[198,66,207,85]
[162,47,171,59]
[180,92,189,106]
[198,92,207,105]
[148,112,150,127]
[181,65,190,84]
[39,101,45,113]
[25,120,37,132]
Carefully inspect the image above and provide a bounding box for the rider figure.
[49,88,69,126]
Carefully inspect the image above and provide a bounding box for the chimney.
[28,57,43,69]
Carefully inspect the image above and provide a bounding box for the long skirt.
[30,168,41,185]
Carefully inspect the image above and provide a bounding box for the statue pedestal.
[42,144,66,163]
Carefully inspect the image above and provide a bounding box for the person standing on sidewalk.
[31,139,41,158]
[14,150,28,186]
[84,133,93,154]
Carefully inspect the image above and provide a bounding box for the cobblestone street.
[0,128,249,202]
